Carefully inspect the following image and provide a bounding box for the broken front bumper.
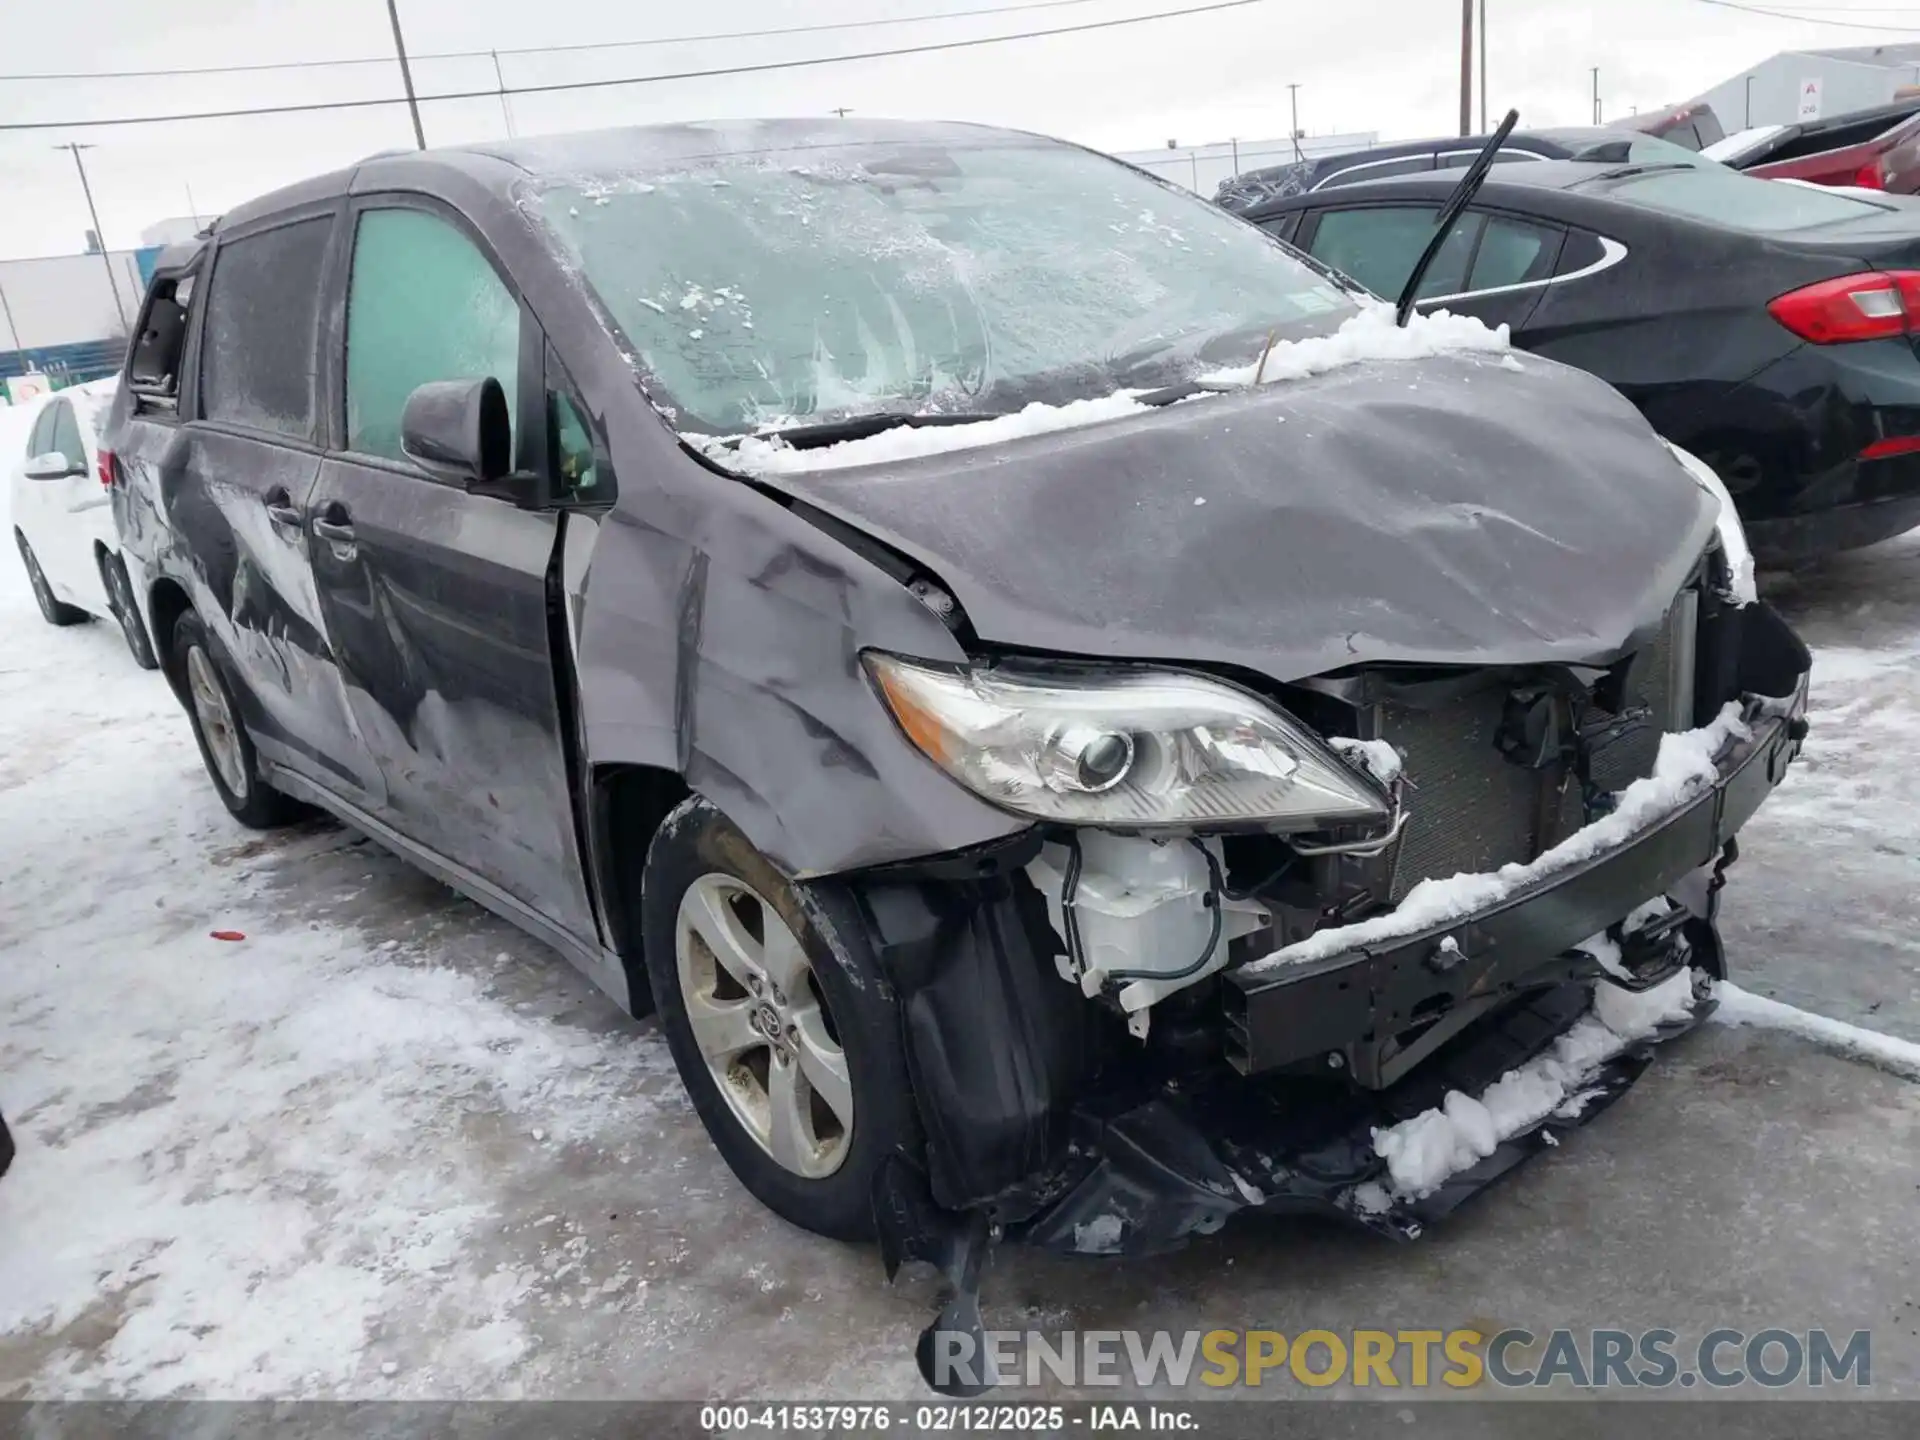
[1009,702,1805,1257]
[1226,703,1807,1088]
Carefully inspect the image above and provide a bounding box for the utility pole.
[55,143,128,332]
[1591,66,1601,125]
[1479,0,1488,132]
[1459,0,1474,136]
[1745,74,1755,127]
[0,277,25,362]
[491,50,516,137]
[386,0,428,150]
[185,181,201,227]
[1288,83,1302,162]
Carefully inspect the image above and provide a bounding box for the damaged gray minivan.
[110,120,1811,1381]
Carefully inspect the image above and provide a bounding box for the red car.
[1734,100,1920,192]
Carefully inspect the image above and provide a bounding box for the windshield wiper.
[751,410,1008,450]
[1396,107,1521,327]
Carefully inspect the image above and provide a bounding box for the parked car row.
[1224,125,1920,562]
[14,117,1817,1390]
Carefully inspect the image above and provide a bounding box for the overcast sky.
[0,0,1909,258]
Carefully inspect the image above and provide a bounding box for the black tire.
[98,549,160,670]
[170,610,300,829]
[641,797,919,1242]
[0,1108,13,1180]
[15,530,91,626]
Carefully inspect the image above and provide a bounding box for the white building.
[1113,132,1380,196]
[1695,44,1920,131]
[0,250,150,387]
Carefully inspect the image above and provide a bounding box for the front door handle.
[263,488,303,529]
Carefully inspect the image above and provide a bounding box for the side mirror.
[22,451,83,481]
[401,378,512,485]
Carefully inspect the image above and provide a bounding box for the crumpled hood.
[754,353,1720,682]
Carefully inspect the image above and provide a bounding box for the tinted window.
[1317,155,1433,190]
[345,208,519,464]
[26,405,55,458]
[1595,166,1888,231]
[1438,148,1544,170]
[1469,216,1561,289]
[1307,207,1475,299]
[49,402,84,465]
[199,218,331,440]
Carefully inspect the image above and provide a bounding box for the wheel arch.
[146,576,195,704]
[590,760,692,1015]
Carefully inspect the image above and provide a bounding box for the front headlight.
[864,653,1392,828]
[1663,439,1756,605]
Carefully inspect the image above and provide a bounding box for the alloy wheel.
[674,873,854,1179]
[185,645,248,798]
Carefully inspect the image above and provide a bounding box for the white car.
[9,379,158,668]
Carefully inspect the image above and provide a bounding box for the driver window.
[345,207,520,465]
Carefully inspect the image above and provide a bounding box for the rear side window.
[199,218,332,440]
[1468,216,1561,289]
[1597,166,1887,231]
[344,208,520,465]
[1307,206,1476,299]
[129,273,197,411]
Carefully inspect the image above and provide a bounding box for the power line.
[0,0,1265,133]
[0,0,1118,83]
[1691,0,1920,29]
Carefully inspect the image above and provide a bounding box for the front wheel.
[641,798,919,1241]
[15,531,89,626]
[170,610,300,829]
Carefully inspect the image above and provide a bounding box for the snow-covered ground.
[3,386,1919,1398]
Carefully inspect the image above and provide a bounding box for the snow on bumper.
[1222,700,1806,1086]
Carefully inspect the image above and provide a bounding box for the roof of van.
[213,119,1039,234]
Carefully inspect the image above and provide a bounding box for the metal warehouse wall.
[1697,53,1919,131]
[0,250,148,381]
[1114,132,1380,195]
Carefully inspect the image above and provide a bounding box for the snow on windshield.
[532,137,1355,434]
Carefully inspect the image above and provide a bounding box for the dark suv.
[1213,126,1713,212]
[108,119,1809,1386]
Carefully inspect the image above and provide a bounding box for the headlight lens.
[864,653,1392,828]
[1663,439,1756,605]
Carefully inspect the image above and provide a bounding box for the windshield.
[533,136,1354,434]
[1589,164,1892,231]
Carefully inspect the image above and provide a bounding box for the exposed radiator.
[1375,591,1699,902]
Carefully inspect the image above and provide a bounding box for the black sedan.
[1242,157,1920,561]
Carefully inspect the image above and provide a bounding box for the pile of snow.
[1196,302,1509,388]
[1245,703,1753,974]
[686,305,1512,476]
[1369,968,1699,1201]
